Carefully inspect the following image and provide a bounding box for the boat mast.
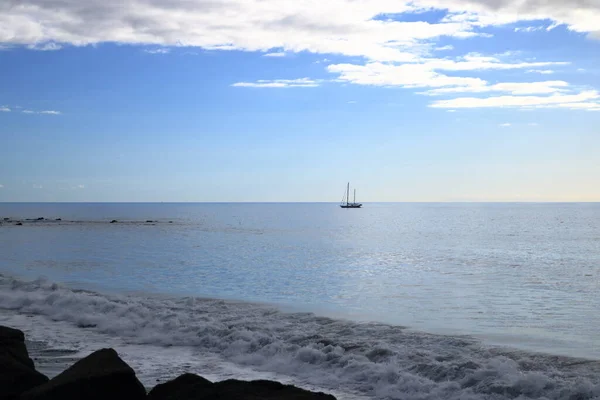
[347,182,350,206]
[354,189,356,204]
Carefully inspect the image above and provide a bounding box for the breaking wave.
[1,274,600,400]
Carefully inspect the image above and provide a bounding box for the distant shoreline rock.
[1,326,336,400]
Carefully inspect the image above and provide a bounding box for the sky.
[1,0,599,202]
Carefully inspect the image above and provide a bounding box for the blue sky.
[1,0,599,202]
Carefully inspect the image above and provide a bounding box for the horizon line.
[1,201,599,204]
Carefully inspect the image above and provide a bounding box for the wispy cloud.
[327,56,568,90]
[527,69,555,75]
[32,184,43,189]
[514,26,544,33]
[27,42,62,51]
[347,100,358,104]
[232,78,320,88]
[143,48,170,54]
[435,45,454,51]
[528,122,540,126]
[264,52,286,57]
[423,81,569,96]
[429,91,600,110]
[499,123,512,127]
[0,106,10,112]
[0,184,4,189]
[20,109,62,115]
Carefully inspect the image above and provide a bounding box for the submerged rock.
[15,222,23,226]
[21,348,146,400]
[0,326,49,400]
[148,373,336,400]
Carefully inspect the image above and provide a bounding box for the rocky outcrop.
[21,348,146,400]
[1,326,336,400]
[148,374,337,400]
[0,326,49,400]
[148,373,213,400]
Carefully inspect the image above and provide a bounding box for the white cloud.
[427,0,600,37]
[0,0,481,62]
[1,0,599,59]
[77,184,85,189]
[435,45,454,51]
[429,90,600,109]
[143,48,170,54]
[2,0,599,112]
[500,123,512,127]
[232,78,319,88]
[264,52,286,57]
[424,80,569,96]
[0,106,10,112]
[514,26,544,32]
[19,109,62,115]
[327,56,567,90]
[27,42,62,51]
[347,100,358,104]
[527,69,554,74]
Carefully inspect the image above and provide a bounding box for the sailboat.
[340,182,362,208]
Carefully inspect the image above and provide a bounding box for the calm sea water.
[1,203,600,399]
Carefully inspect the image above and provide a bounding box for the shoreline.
[2,272,598,363]
[3,275,600,399]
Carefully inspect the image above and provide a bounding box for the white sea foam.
[1,275,600,400]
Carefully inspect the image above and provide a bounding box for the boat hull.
[340,204,362,208]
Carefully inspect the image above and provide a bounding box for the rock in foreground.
[21,348,146,400]
[0,326,49,400]
[0,326,336,400]
[148,374,337,400]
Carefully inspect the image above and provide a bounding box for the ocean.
[1,202,599,399]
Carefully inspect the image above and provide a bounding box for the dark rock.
[146,220,154,223]
[2,218,9,221]
[148,373,212,400]
[36,217,44,221]
[55,218,61,221]
[15,222,23,226]
[110,220,118,223]
[169,221,173,223]
[214,379,336,400]
[21,348,146,400]
[0,326,49,399]
[148,374,336,400]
